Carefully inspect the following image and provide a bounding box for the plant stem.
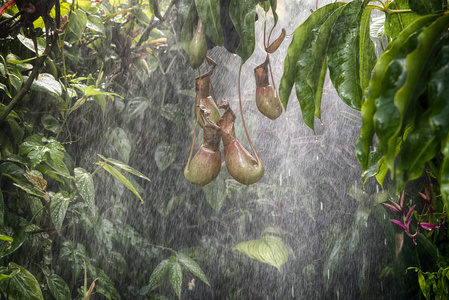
[384,8,412,14]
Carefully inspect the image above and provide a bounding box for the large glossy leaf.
[75,168,96,215]
[195,0,224,46]
[68,9,88,41]
[50,192,71,235]
[169,256,182,299]
[279,2,345,109]
[177,253,210,286]
[0,263,44,300]
[47,274,71,300]
[148,259,169,291]
[295,5,345,129]
[359,7,377,94]
[408,0,443,15]
[229,0,256,63]
[327,0,368,110]
[24,73,62,97]
[355,14,439,171]
[386,14,449,172]
[234,234,288,271]
[385,0,419,41]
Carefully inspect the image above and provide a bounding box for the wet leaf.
[102,164,143,202]
[202,171,227,211]
[385,0,419,41]
[86,15,105,35]
[17,35,46,55]
[327,0,368,110]
[179,0,195,52]
[41,114,60,133]
[279,2,345,109]
[229,0,256,63]
[148,259,169,291]
[169,256,182,299]
[24,73,62,97]
[47,274,71,300]
[234,234,288,271]
[154,143,176,171]
[177,253,210,286]
[0,263,43,300]
[359,7,377,94]
[408,0,443,15]
[50,192,71,235]
[195,0,224,46]
[0,230,25,258]
[75,168,96,215]
[69,9,88,41]
[97,154,151,182]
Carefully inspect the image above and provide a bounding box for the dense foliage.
[0,0,449,299]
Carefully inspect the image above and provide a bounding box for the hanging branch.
[0,54,47,124]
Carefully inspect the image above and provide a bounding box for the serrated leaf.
[97,154,150,182]
[47,274,71,300]
[102,164,143,202]
[148,259,169,291]
[75,168,96,215]
[50,192,71,235]
[0,263,44,300]
[279,2,345,109]
[154,143,176,171]
[327,0,368,110]
[177,253,210,286]
[229,0,256,63]
[234,234,288,271]
[195,0,224,46]
[169,256,182,299]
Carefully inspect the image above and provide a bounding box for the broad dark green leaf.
[0,263,44,300]
[279,2,345,109]
[440,136,449,210]
[0,191,3,228]
[148,259,169,291]
[154,143,176,171]
[24,73,62,97]
[385,0,419,41]
[1,230,25,258]
[229,0,256,63]
[47,274,71,300]
[408,0,443,15]
[177,253,210,286]
[327,0,368,110]
[50,192,71,235]
[295,5,345,129]
[195,0,224,46]
[75,168,96,215]
[169,256,182,299]
[8,119,24,147]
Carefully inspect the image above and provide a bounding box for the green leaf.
[0,235,12,245]
[294,5,345,129]
[47,274,71,300]
[418,271,431,300]
[359,7,377,94]
[385,0,419,41]
[105,127,131,164]
[75,168,96,215]
[68,9,88,41]
[50,192,71,235]
[0,230,25,258]
[279,2,345,109]
[169,256,182,299]
[86,15,105,35]
[408,0,443,15]
[229,0,257,63]
[0,191,4,227]
[441,135,449,210]
[234,234,288,271]
[179,0,195,52]
[327,0,368,110]
[177,253,210,286]
[97,154,151,182]
[0,263,44,300]
[148,259,169,291]
[17,35,46,55]
[202,171,227,211]
[24,73,62,97]
[195,0,224,46]
[269,0,278,25]
[154,143,176,171]
[8,119,24,147]
[41,114,61,133]
[102,164,143,202]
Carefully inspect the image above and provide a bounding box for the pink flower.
[419,223,438,231]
